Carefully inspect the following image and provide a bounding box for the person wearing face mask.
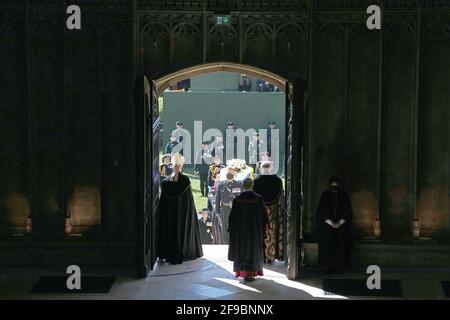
[215,168,242,244]
[156,153,203,264]
[315,176,354,274]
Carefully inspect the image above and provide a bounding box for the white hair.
[171,153,185,166]
[260,161,273,175]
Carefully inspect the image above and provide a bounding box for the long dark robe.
[315,187,354,271]
[228,191,268,274]
[156,173,203,264]
[253,174,285,261]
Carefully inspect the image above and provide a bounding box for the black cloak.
[253,174,285,261]
[156,173,203,264]
[228,191,268,273]
[253,174,283,203]
[315,187,354,270]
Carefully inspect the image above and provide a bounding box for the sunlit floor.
[1,245,449,300]
[145,245,348,300]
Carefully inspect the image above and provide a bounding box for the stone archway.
[155,62,290,97]
[137,62,305,279]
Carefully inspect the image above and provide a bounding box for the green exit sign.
[215,15,231,25]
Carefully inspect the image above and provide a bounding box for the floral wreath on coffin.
[226,159,246,171]
[219,159,254,181]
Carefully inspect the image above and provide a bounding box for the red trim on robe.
[235,270,264,278]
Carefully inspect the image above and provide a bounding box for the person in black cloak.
[156,153,203,264]
[315,176,354,273]
[228,178,268,281]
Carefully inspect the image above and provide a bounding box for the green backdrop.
[162,91,285,173]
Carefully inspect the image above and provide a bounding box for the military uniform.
[172,127,186,144]
[159,163,173,178]
[248,139,261,169]
[198,216,214,244]
[215,179,242,244]
[208,163,225,187]
[165,141,182,155]
[195,148,212,196]
[224,128,237,161]
[210,142,225,163]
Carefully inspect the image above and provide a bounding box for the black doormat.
[441,281,450,298]
[322,279,403,297]
[30,276,116,294]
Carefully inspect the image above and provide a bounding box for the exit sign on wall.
[215,15,231,25]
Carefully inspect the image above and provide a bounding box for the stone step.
[303,242,450,268]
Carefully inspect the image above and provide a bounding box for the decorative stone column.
[373,218,381,238]
[26,218,32,234]
[411,220,420,239]
[410,1,422,240]
[65,217,72,234]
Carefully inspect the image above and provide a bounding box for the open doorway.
[161,71,285,213]
[136,63,304,280]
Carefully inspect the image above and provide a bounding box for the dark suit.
[195,148,211,196]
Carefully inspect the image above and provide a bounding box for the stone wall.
[0,2,137,248]
[0,1,449,269]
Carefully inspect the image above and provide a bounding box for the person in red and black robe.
[228,178,268,281]
[253,161,285,263]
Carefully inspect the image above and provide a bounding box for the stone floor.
[0,245,449,300]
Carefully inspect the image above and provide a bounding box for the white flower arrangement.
[226,159,247,171]
[220,159,253,181]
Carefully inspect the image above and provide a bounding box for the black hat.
[227,122,234,126]
[201,140,209,145]
[176,121,183,126]
[202,208,209,212]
